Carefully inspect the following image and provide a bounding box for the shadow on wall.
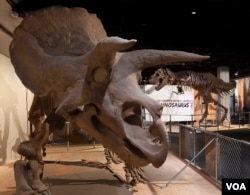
[0,56,30,165]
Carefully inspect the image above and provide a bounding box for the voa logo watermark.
[222,179,250,195]
[226,182,246,191]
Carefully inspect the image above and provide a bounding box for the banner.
[144,85,194,121]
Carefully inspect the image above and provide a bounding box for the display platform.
[0,144,221,195]
[42,162,130,195]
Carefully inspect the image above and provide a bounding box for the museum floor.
[0,144,221,195]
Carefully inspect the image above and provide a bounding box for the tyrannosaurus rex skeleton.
[149,68,236,124]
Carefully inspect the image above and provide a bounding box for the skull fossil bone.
[10,6,210,168]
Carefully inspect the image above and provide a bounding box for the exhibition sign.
[144,85,194,121]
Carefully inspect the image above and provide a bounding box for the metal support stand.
[162,138,215,189]
[66,122,70,151]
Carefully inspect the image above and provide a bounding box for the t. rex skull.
[148,68,175,90]
[10,6,210,168]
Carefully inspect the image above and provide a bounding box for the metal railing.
[167,123,250,186]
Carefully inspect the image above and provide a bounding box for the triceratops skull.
[10,6,210,168]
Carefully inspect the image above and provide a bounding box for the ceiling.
[1,0,250,80]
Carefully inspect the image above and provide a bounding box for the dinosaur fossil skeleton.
[10,6,210,192]
[149,68,236,124]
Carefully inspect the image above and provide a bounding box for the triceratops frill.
[9,6,210,168]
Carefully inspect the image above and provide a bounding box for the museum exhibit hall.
[1,0,250,194]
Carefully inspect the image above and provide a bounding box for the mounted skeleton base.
[10,6,210,191]
[149,68,236,125]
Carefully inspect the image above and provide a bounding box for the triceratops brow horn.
[126,50,210,70]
